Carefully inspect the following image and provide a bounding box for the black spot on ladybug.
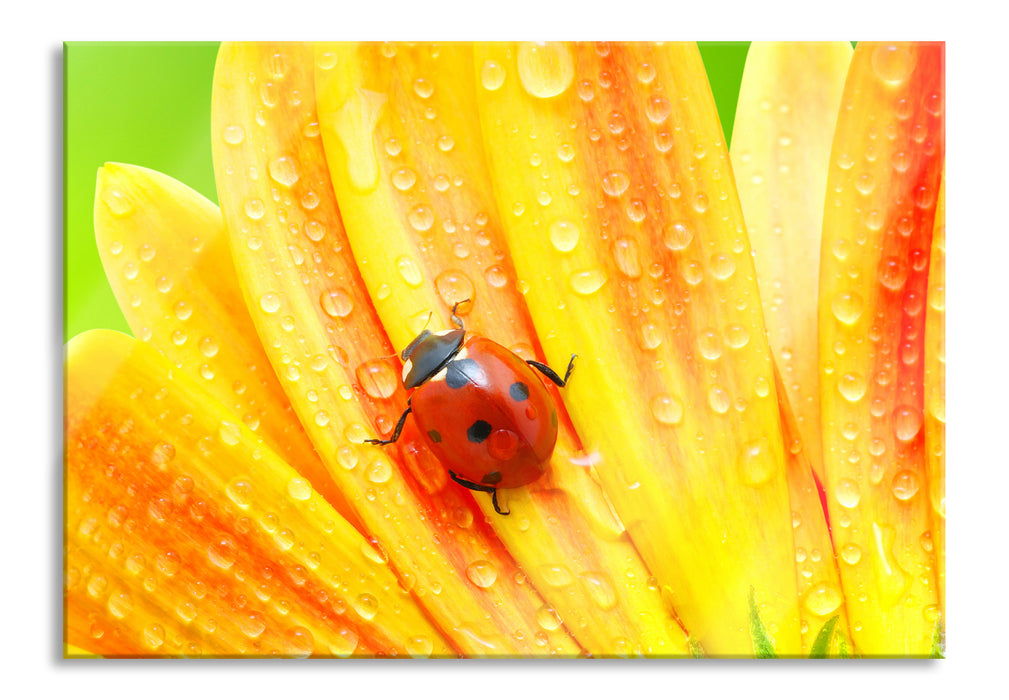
[445,358,484,389]
[427,429,442,443]
[481,471,503,485]
[509,381,529,402]
[551,410,558,428]
[467,419,492,443]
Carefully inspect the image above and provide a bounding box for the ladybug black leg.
[448,470,510,515]
[450,299,471,330]
[364,402,412,446]
[527,354,577,387]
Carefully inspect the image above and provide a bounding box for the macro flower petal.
[210,41,581,656]
[475,41,800,655]
[818,41,944,655]
[93,162,359,530]
[314,40,690,656]
[732,41,853,483]
[65,330,454,657]
[924,173,945,612]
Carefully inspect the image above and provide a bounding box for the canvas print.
[64,41,945,658]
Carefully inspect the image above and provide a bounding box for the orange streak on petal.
[924,174,944,613]
[211,41,580,657]
[773,362,853,654]
[477,41,800,656]
[93,163,360,532]
[315,40,689,656]
[65,330,452,657]
[818,42,944,655]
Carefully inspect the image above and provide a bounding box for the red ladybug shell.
[411,336,559,489]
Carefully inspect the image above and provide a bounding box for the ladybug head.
[400,328,465,389]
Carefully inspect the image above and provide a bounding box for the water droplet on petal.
[260,293,282,314]
[321,288,354,318]
[831,291,864,325]
[893,405,923,441]
[480,60,506,90]
[222,124,246,145]
[407,205,434,232]
[465,560,498,589]
[548,218,580,252]
[891,469,920,501]
[601,170,630,197]
[269,156,299,187]
[517,42,574,98]
[871,43,916,86]
[435,270,475,308]
[836,478,861,508]
[569,269,606,295]
[837,372,867,402]
[101,188,134,217]
[803,583,842,615]
[287,476,312,501]
[662,222,693,251]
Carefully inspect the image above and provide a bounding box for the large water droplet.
[837,372,867,402]
[569,269,607,295]
[269,156,299,187]
[835,478,861,508]
[891,469,920,501]
[548,218,580,252]
[101,187,135,217]
[662,222,693,250]
[435,270,475,308]
[803,583,842,616]
[260,292,282,314]
[219,421,242,446]
[287,476,312,501]
[321,288,354,318]
[601,170,630,197]
[517,42,574,98]
[650,393,683,425]
[407,205,434,232]
[893,405,923,441]
[831,291,864,325]
[465,560,498,589]
[877,256,909,291]
[480,60,506,90]
[871,43,916,86]
[222,124,246,145]
[356,359,399,399]
[579,571,617,611]
[207,536,236,570]
[391,167,417,191]
[708,385,730,414]
[331,88,387,192]
[396,256,425,287]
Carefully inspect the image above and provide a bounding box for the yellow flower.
[65,41,944,658]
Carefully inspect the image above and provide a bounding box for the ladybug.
[366,300,575,515]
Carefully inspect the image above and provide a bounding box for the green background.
[63,41,750,342]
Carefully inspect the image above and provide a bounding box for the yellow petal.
[93,163,360,532]
[732,42,853,484]
[315,40,690,656]
[65,330,453,657]
[818,42,944,655]
[211,41,580,656]
[924,173,945,612]
[774,363,853,654]
[476,41,800,655]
